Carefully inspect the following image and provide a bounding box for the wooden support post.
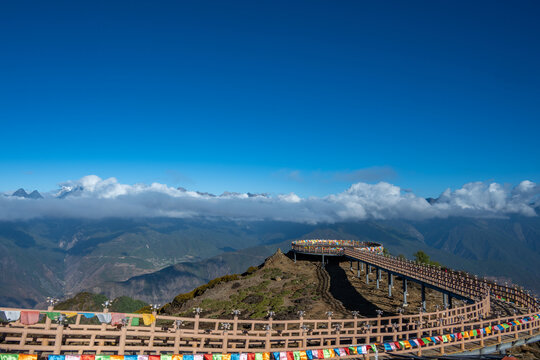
[194,313,200,333]
[403,279,408,307]
[119,325,127,355]
[421,283,426,311]
[41,305,53,348]
[265,329,271,351]
[223,331,229,353]
[174,328,181,353]
[53,324,64,354]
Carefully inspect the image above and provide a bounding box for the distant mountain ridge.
[0,216,538,308]
[11,188,43,199]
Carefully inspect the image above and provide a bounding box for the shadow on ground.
[324,257,384,317]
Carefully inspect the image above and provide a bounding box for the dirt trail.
[315,264,349,316]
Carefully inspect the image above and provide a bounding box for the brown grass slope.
[162,249,354,320]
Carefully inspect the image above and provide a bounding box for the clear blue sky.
[1,0,539,197]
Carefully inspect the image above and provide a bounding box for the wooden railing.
[1,239,539,357]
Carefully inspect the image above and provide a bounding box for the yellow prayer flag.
[142,314,156,325]
[20,355,38,360]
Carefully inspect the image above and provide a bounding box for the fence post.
[119,325,127,355]
[149,310,157,351]
[41,305,53,348]
[53,324,64,354]
[173,321,181,353]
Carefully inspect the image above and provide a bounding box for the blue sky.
[1,0,539,197]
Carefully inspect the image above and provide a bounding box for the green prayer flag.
[370,345,377,352]
[293,352,300,360]
[131,317,139,326]
[161,355,172,360]
[45,312,61,320]
[472,330,478,336]
[96,355,110,360]
[322,349,330,359]
[213,355,222,360]
[0,354,19,360]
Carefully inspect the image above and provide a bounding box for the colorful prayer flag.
[19,356,37,360]
[142,314,156,325]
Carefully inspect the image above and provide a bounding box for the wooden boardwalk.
[1,239,538,358]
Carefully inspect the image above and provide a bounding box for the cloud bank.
[1,175,539,222]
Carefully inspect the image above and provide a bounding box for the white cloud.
[0,176,538,222]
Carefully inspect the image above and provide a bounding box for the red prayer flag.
[81,356,95,360]
[205,355,213,360]
[20,311,41,325]
[286,353,294,360]
[317,350,324,359]
[150,356,160,360]
[248,354,255,360]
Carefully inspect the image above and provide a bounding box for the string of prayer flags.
[0,312,537,360]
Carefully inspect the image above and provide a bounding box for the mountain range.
[10,188,43,199]
[0,215,539,308]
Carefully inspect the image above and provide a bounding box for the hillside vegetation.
[54,292,148,313]
[1,216,539,308]
[162,249,349,319]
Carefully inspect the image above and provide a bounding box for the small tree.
[413,250,431,264]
